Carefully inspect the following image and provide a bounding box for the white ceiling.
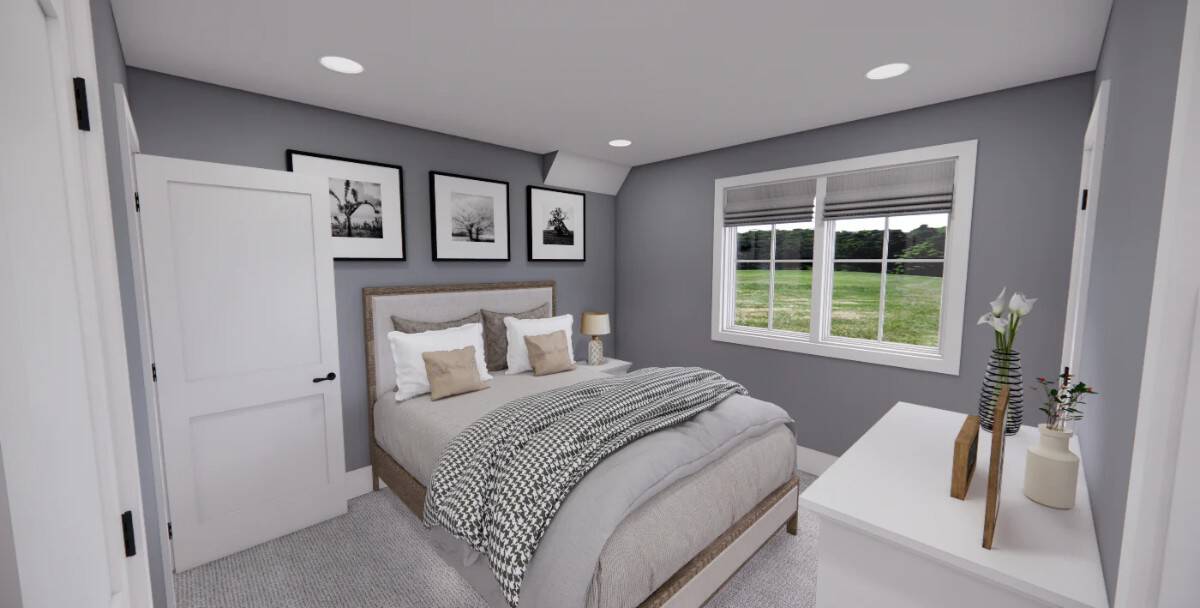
[111,0,1111,167]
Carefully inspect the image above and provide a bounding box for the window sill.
[712,326,960,375]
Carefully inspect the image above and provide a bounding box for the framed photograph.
[286,150,405,260]
[527,186,585,261]
[430,171,510,260]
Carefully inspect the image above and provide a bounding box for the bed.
[364,281,799,608]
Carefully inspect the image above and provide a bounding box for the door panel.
[135,155,345,570]
[167,181,324,380]
[191,394,330,521]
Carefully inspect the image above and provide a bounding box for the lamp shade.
[580,312,611,336]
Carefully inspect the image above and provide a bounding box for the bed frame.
[363,281,799,608]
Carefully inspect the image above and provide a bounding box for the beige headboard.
[363,281,556,406]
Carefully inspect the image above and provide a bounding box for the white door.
[1061,80,1110,373]
[135,155,346,570]
[2,0,153,606]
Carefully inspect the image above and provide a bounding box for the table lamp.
[580,312,611,365]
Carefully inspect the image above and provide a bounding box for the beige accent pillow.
[392,311,481,334]
[524,331,576,376]
[480,304,549,371]
[422,346,488,400]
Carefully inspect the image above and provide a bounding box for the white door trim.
[1114,0,1200,605]
[59,1,155,604]
[2,0,152,606]
[114,83,178,607]
[1061,80,1110,373]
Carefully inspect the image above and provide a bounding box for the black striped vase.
[978,348,1023,436]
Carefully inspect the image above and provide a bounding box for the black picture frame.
[527,185,586,262]
[429,171,511,261]
[285,149,406,261]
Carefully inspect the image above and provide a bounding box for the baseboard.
[796,445,837,475]
[345,465,385,500]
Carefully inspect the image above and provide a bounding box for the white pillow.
[388,323,492,401]
[504,314,574,374]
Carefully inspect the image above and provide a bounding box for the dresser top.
[799,402,1108,608]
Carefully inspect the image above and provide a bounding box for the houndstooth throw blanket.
[422,366,747,607]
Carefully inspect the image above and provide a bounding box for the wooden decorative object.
[951,415,980,499]
[982,386,1010,550]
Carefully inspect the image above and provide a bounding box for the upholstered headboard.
[363,281,556,406]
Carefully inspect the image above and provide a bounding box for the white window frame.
[711,140,977,375]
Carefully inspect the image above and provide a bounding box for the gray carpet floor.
[176,472,819,608]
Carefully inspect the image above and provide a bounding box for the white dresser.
[799,402,1108,608]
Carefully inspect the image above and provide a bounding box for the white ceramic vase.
[1023,424,1079,509]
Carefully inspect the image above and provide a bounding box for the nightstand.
[583,357,631,376]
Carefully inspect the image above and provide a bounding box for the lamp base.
[587,337,606,366]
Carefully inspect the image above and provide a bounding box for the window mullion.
[725,227,736,329]
[877,217,890,342]
[767,226,777,329]
[810,178,828,341]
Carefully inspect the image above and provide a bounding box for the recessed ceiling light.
[865,62,910,80]
[320,55,364,75]
[608,139,632,148]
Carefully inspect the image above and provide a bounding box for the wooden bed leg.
[786,511,799,536]
[372,470,381,491]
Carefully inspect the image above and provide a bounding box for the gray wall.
[89,1,170,606]
[616,74,1094,457]
[1078,0,1188,599]
[0,447,22,608]
[124,69,617,474]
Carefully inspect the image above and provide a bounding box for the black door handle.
[313,372,336,383]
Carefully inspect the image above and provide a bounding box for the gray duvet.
[374,367,795,608]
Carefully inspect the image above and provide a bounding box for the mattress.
[373,368,796,608]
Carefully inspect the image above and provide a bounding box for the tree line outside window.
[737,223,946,275]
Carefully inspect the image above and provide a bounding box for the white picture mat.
[433,173,509,259]
[530,188,585,260]
[289,153,404,259]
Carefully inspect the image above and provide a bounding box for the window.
[711,141,976,374]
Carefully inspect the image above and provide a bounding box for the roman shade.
[723,178,817,226]
[823,159,955,220]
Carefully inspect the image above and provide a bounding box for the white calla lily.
[1009,292,1037,317]
[988,314,1011,334]
[990,288,1008,316]
[979,287,1036,352]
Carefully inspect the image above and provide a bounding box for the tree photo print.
[430,172,509,260]
[451,192,496,242]
[528,186,585,261]
[542,206,574,245]
[286,150,405,260]
[329,178,383,238]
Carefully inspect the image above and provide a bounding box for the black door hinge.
[72,77,91,131]
[167,522,173,540]
[135,192,141,212]
[121,510,137,557]
[1080,188,1089,211]
[151,363,157,382]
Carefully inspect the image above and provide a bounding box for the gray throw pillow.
[480,304,550,371]
[391,311,481,334]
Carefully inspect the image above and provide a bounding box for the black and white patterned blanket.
[422,366,747,607]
